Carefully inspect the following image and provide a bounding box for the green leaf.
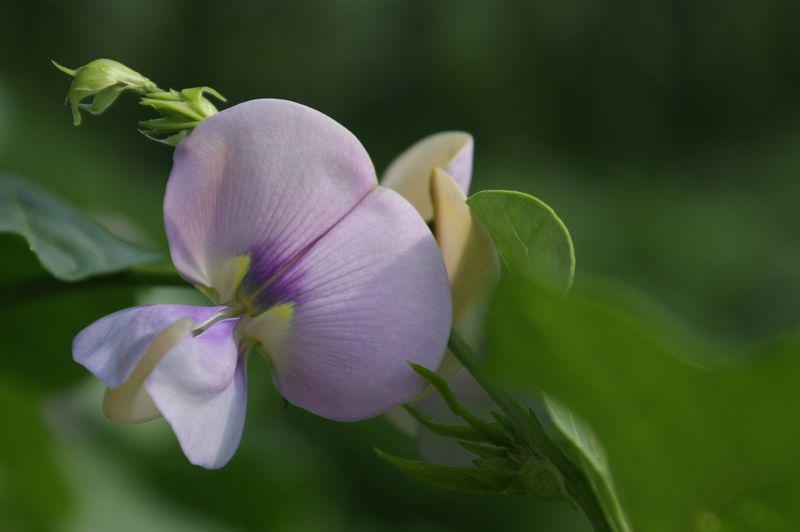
[0,176,159,281]
[467,190,575,290]
[469,189,630,527]
[490,273,800,531]
[545,397,633,532]
[374,449,517,494]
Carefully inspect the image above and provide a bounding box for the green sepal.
[374,449,518,494]
[509,458,569,501]
[402,405,486,442]
[490,411,518,438]
[457,441,509,459]
[138,87,224,145]
[139,94,205,121]
[140,129,190,147]
[472,457,517,474]
[138,116,200,133]
[408,362,512,447]
[139,87,225,119]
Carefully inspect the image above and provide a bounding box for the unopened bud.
[52,59,157,126]
[53,58,226,147]
[138,86,226,146]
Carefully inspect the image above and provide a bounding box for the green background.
[1,1,799,530]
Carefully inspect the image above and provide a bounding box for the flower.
[73,99,452,469]
[382,132,500,379]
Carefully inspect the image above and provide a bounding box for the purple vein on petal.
[240,184,378,312]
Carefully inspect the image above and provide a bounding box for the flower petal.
[73,305,223,389]
[243,187,452,421]
[430,168,500,378]
[145,318,246,470]
[164,99,378,298]
[381,132,473,221]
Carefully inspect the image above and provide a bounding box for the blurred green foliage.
[1,0,800,530]
[490,274,800,531]
[0,176,159,280]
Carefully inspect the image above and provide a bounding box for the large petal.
[73,305,223,389]
[164,99,378,300]
[381,132,473,221]
[243,187,452,421]
[430,168,500,378]
[145,318,246,470]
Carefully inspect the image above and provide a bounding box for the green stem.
[447,328,612,532]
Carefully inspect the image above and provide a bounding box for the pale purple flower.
[73,99,452,469]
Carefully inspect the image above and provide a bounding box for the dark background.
[1,1,799,530]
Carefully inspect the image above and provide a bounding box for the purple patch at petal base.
[238,238,309,311]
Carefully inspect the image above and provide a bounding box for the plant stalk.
[447,328,612,532]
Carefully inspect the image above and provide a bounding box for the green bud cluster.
[53,59,225,146]
[375,362,570,500]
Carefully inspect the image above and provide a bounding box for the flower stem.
[447,328,611,532]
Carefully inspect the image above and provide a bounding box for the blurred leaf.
[0,377,70,532]
[0,176,159,281]
[55,429,237,532]
[545,397,632,532]
[0,236,141,391]
[489,273,800,531]
[374,449,519,494]
[467,190,575,289]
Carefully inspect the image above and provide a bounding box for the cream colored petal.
[430,168,500,379]
[103,319,193,424]
[381,132,473,220]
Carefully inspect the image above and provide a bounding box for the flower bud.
[53,59,157,126]
[138,86,226,146]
